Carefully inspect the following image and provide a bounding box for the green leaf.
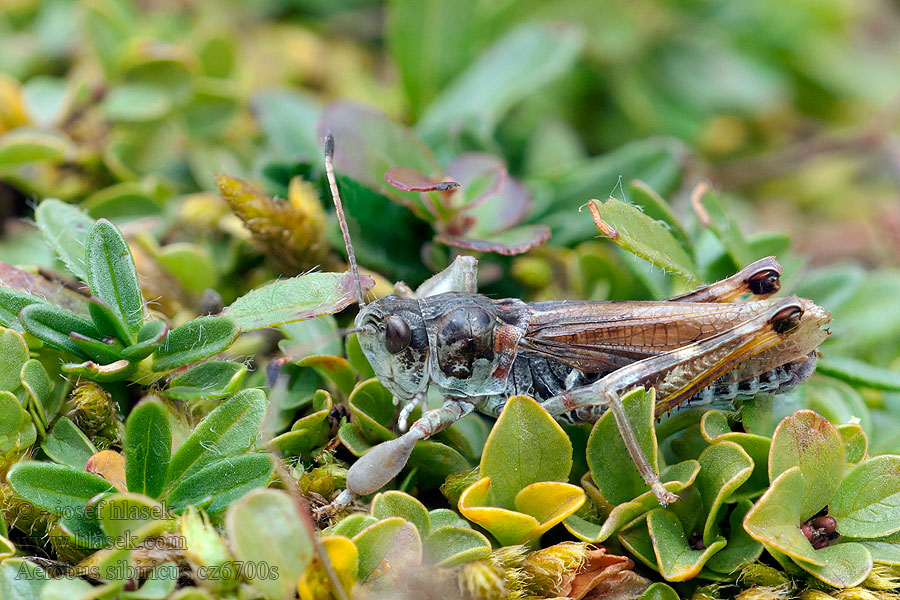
[0,128,71,165]
[296,355,356,397]
[0,391,25,434]
[0,558,48,600]
[103,83,172,122]
[768,410,845,518]
[151,316,239,372]
[279,316,343,361]
[21,358,52,417]
[120,563,178,600]
[225,489,314,600]
[97,493,166,540]
[251,89,321,159]
[125,399,171,499]
[854,531,900,565]
[346,333,375,380]
[37,577,94,600]
[817,356,900,391]
[831,455,900,538]
[347,378,396,443]
[417,22,584,143]
[794,542,873,588]
[639,583,680,600]
[693,186,752,268]
[587,387,659,505]
[387,0,476,118]
[0,326,29,390]
[0,288,44,331]
[330,514,377,539]
[0,390,36,453]
[423,525,491,567]
[85,219,145,337]
[629,180,690,246]
[83,0,132,76]
[743,466,826,565]
[427,508,469,532]
[588,198,699,283]
[838,424,868,464]
[7,461,113,516]
[41,417,97,469]
[538,138,685,246]
[84,181,165,223]
[19,303,100,358]
[408,439,471,489]
[708,432,771,502]
[225,272,369,332]
[88,296,135,347]
[121,320,167,361]
[166,389,266,483]
[372,490,430,536]
[696,440,753,546]
[34,199,95,281]
[70,333,125,364]
[646,508,727,581]
[168,453,274,514]
[166,361,248,402]
[703,500,763,574]
[61,358,137,382]
[352,517,422,580]
[564,460,699,543]
[480,395,572,509]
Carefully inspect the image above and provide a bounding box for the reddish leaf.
[317,102,440,210]
[436,224,550,256]
[445,153,506,210]
[446,153,534,235]
[385,167,458,192]
[565,548,650,600]
[0,262,90,315]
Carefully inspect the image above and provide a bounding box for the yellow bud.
[736,586,790,600]
[799,590,834,600]
[521,542,589,596]
[864,564,900,591]
[458,560,509,600]
[216,174,333,275]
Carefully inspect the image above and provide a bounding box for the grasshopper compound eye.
[771,304,804,334]
[384,315,411,354]
[747,269,781,296]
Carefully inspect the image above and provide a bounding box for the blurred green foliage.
[1,0,900,598]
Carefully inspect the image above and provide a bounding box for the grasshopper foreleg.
[397,393,425,432]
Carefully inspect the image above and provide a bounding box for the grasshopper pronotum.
[319,135,832,515]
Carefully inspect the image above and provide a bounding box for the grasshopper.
[319,135,832,514]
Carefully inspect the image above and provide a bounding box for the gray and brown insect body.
[322,135,830,511]
[354,287,831,425]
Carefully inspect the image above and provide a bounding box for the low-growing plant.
[1,2,900,599]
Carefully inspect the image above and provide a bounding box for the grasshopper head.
[355,295,430,400]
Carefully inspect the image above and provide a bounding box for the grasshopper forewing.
[318,135,832,514]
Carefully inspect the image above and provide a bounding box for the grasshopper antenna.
[324,134,366,308]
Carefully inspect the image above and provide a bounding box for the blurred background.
[1,0,900,438]
[2,0,899,261]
